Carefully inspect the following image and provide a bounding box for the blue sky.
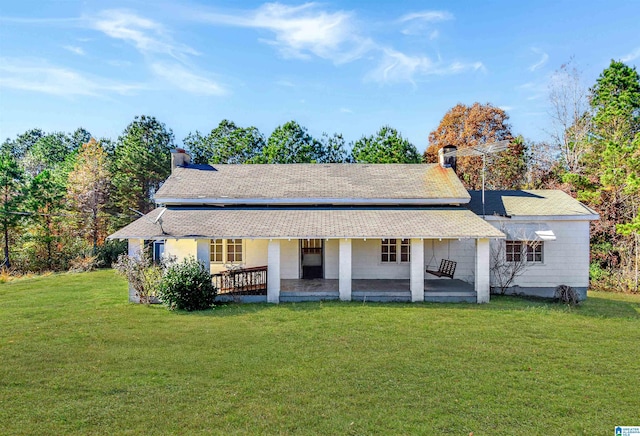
[1,0,639,153]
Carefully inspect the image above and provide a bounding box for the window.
[227,239,243,263]
[381,239,397,262]
[400,239,410,262]
[506,241,543,263]
[210,239,223,263]
[381,239,411,263]
[210,239,242,263]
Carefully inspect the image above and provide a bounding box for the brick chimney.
[171,148,191,172]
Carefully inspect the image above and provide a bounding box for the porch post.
[127,239,144,302]
[475,238,490,303]
[267,240,281,303]
[195,239,210,266]
[410,238,424,302]
[339,238,352,301]
[128,238,144,259]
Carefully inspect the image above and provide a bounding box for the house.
[109,149,598,303]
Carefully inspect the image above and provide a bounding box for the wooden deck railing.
[212,265,268,295]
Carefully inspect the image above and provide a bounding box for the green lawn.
[1,271,639,435]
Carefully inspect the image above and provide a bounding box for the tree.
[0,128,45,159]
[24,170,65,271]
[66,138,111,255]
[111,115,175,218]
[424,103,523,189]
[351,126,420,163]
[0,153,25,268]
[580,60,640,290]
[258,121,325,163]
[184,120,265,164]
[547,60,592,173]
[319,132,351,163]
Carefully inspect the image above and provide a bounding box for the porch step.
[280,291,340,302]
[424,291,477,303]
[352,291,411,302]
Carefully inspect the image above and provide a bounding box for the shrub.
[113,252,163,304]
[554,284,580,306]
[96,240,128,268]
[69,255,99,273]
[158,257,216,311]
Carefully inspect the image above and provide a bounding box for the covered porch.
[112,207,505,304]
[279,278,476,303]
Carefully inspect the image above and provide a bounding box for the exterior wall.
[488,219,591,298]
[165,238,198,262]
[352,239,410,279]
[424,239,476,284]
[324,239,339,279]
[280,239,299,279]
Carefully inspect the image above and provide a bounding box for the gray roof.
[154,164,470,205]
[468,190,599,218]
[109,207,505,240]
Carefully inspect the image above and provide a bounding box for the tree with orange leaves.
[424,102,526,190]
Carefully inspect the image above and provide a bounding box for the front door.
[301,239,323,279]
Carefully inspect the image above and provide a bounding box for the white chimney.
[171,148,191,172]
[438,145,457,171]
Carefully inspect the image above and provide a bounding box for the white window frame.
[506,240,543,264]
[210,238,244,264]
[381,238,411,263]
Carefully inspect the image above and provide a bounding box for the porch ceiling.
[109,207,505,240]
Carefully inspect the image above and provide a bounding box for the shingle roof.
[467,190,599,218]
[109,207,505,240]
[154,164,470,205]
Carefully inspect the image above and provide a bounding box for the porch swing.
[425,239,457,279]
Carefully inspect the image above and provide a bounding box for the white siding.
[325,239,339,279]
[165,239,197,262]
[489,219,591,288]
[424,239,476,284]
[352,239,410,279]
[280,239,299,279]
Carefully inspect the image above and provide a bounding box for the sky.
[1,0,639,153]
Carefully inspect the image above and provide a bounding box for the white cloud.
[63,45,85,55]
[398,11,453,23]
[529,48,549,71]
[621,47,640,63]
[150,63,228,96]
[198,2,374,63]
[91,9,198,60]
[398,10,453,37]
[366,48,483,84]
[0,58,141,96]
[339,107,353,113]
[499,105,514,112]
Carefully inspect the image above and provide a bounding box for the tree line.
[0,60,638,292]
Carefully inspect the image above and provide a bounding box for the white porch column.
[267,240,281,303]
[128,238,144,259]
[410,238,424,302]
[195,239,210,266]
[339,238,352,301]
[475,238,490,303]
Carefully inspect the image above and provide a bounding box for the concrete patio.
[279,279,477,303]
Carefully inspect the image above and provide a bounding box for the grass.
[1,270,639,435]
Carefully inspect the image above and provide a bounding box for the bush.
[96,240,128,268]
[158,257,216,311]
[113,252,163,304]
[69,255,99,273]
[554,284,580,306]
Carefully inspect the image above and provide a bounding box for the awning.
[109,207,506,240]
[503,223,556,241]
